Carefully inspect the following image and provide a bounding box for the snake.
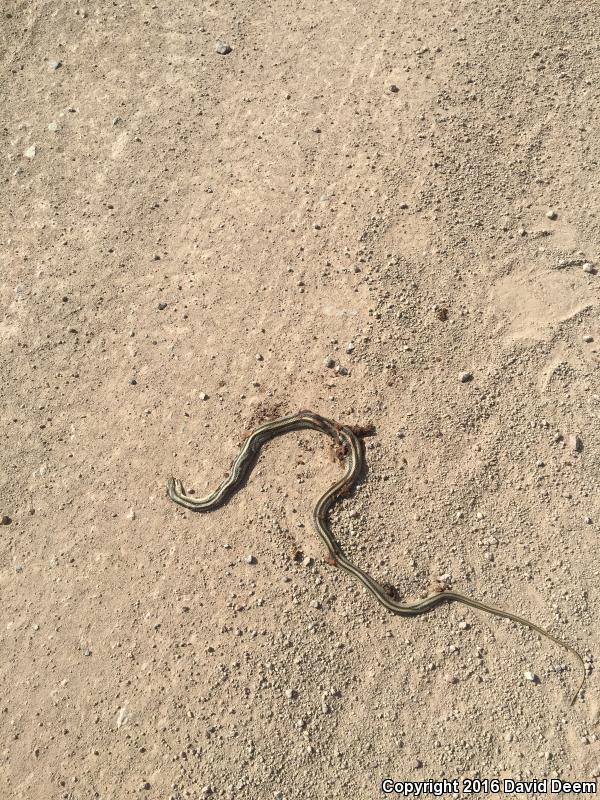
[167,409,586,705]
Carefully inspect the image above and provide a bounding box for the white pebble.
[524,670,537,682]
[23,145,36,159]
[546,209,557,220]
[583,263,595,274]
[199,392,209,400]
[582,334,593,343]
[244,554,256,564]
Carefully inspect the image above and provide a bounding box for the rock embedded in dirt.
[215,41,232,55]
[568,434,583,452]
[459,371,473,383]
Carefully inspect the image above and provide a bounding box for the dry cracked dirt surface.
[1,1,599,798]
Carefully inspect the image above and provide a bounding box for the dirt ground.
[1,1,599,798]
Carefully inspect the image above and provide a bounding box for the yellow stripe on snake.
[167,410,585,705]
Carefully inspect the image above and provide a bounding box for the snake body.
[167,410,585,704]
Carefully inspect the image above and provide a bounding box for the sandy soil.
[1,1,599,798]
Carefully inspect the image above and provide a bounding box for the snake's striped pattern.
[167,410,585,704]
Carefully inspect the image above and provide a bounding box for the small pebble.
[47,59,61,71]
[1,515,11,525]
[524,670,537,683]
[346,342,355,353]
[23,145,36,159]
[47,122,59,132]
[389,84,399,93]
[582,334,594,343]
[568,434,583,453]
[302,556,313,567]
[584,516,592,525]
[157,302,167,310]
[126,509,136,520]
[199,392,209,400]
[437,574,452,590]
[215,41,232,55]
[459,371,473,383]
[583,263,595,274]
[458,621,469,630]
[129,378,137,385]
[284,688,297,700]
[255,353,263,361]
[323,357,335,368]
[245,554,256,565]
[546,209,557,220]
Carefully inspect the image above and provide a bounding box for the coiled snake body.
[167,410,585,704]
